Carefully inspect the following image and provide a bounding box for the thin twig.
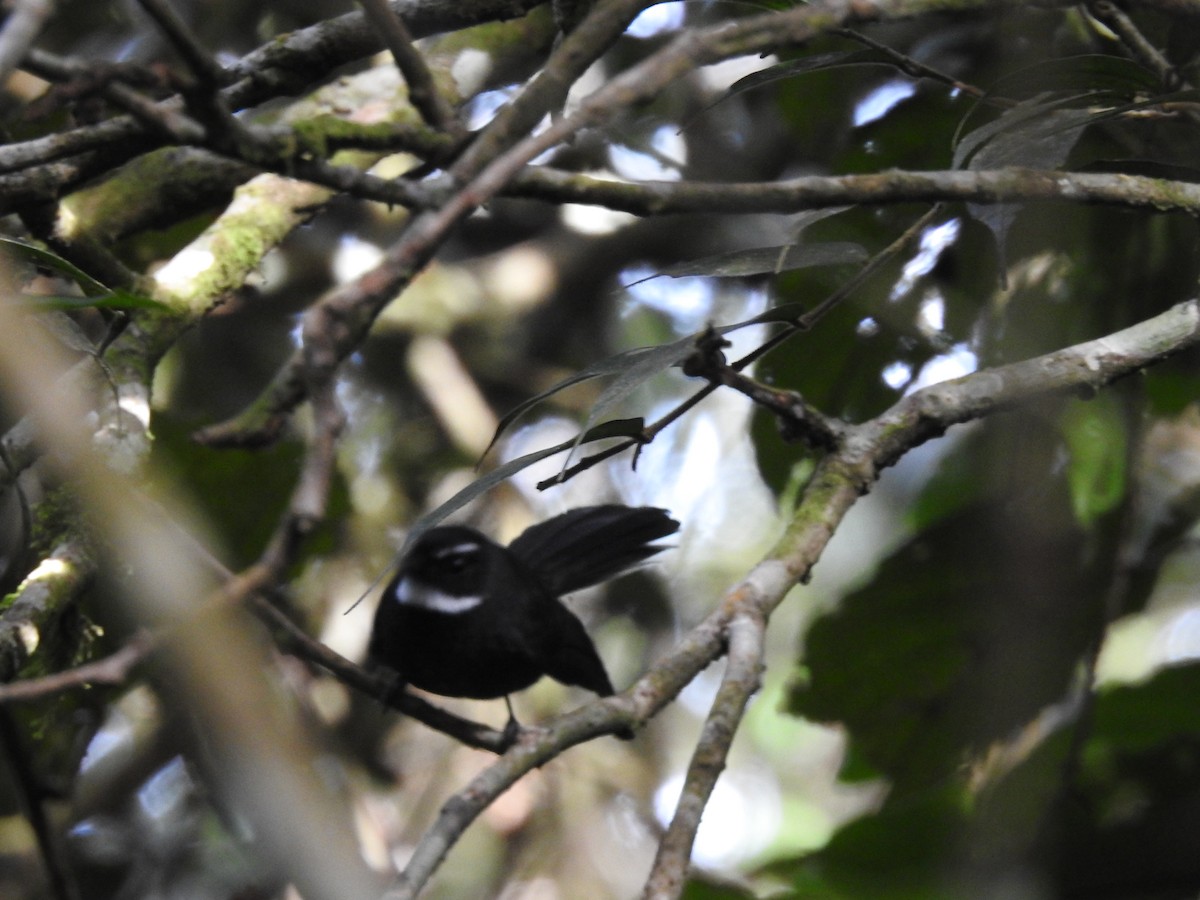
[132,0,230,87]
[832,27,1013,106]
[358,0,459,133]
[0,631,154,703]
[1088,0,1183,90]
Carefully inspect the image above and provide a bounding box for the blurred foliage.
[5,1,1200,899]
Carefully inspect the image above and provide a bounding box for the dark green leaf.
[1092,662,1200,754]
[9,290,167,311]
[656,242,867,280]
[728,49,905,97]
[791,490,1098,793]
[0,237,109,296]
[989,54,1165,101]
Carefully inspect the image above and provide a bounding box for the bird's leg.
[501,696,522,746]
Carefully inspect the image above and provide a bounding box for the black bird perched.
[369,505,678,737]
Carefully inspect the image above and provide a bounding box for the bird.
[368,505,679,739]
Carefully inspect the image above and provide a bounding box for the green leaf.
[790,491,1098,793]
[0,239,167,311]
[764,787,967,900]
[406,417,646,552]
[1092,662,1200,755]
[0,237,109,296]
[654,242,867,280]
[727,49,896,95]
[1059,393,1127,528]
[10,289,167,311]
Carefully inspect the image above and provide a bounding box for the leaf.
[1059,394,1128,528]
[481,343,687,460]
[953,94,1095,171]
[10,290,167,311]
[405,418,646,553]
[1092,662,1200,755]
[656,242,867,280]
[0,237,109,296]
[790,494,1099,794]
[955,96,1096,278]
[727,49,897,95]
[0,239,167,311]
[989,53,1164,101]
[763,787,967,900]
[482,301,813,464]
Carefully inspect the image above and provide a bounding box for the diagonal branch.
[389,297,1200,897]
[642,610,767,899]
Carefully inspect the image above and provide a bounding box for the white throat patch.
[393,576,484,614]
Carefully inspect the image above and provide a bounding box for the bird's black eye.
[432,542,479,574]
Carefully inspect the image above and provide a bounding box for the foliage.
[1,2,1200,900]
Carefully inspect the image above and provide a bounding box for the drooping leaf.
[481,341,693,460]
[988,53,1164,101]
[0,239,167,311]
[0,237,109,296]
[955,97,1097,278]
[406,417,646,553]
[10,290,167,311]
[727,49,899,96]
[654,242,867,280]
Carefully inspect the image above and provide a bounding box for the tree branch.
[388,297,1200,897]
[509,166,1200,217]
[642,610,766,899]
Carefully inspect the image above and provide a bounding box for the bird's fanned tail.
[508,505,678,595]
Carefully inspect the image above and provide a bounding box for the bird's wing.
[508,505,679,595]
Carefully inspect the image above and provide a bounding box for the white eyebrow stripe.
[393,577,484,614]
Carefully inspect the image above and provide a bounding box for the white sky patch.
[882,360,912,390]
[464,87,514,131]
[891,218,961,300]
[331,234,384,284]
[854,78,917,127]
[561,203,638,235]
[628,2,684,38]
[918,292,945,334]
[622,268,716,333]
[906,344,979,393]
[699,53,781,93]
[451,48,495,99]
[1164,607,1200,663]
[654,766,783,867]
[137,756,191,821]
[609,125,687,181]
